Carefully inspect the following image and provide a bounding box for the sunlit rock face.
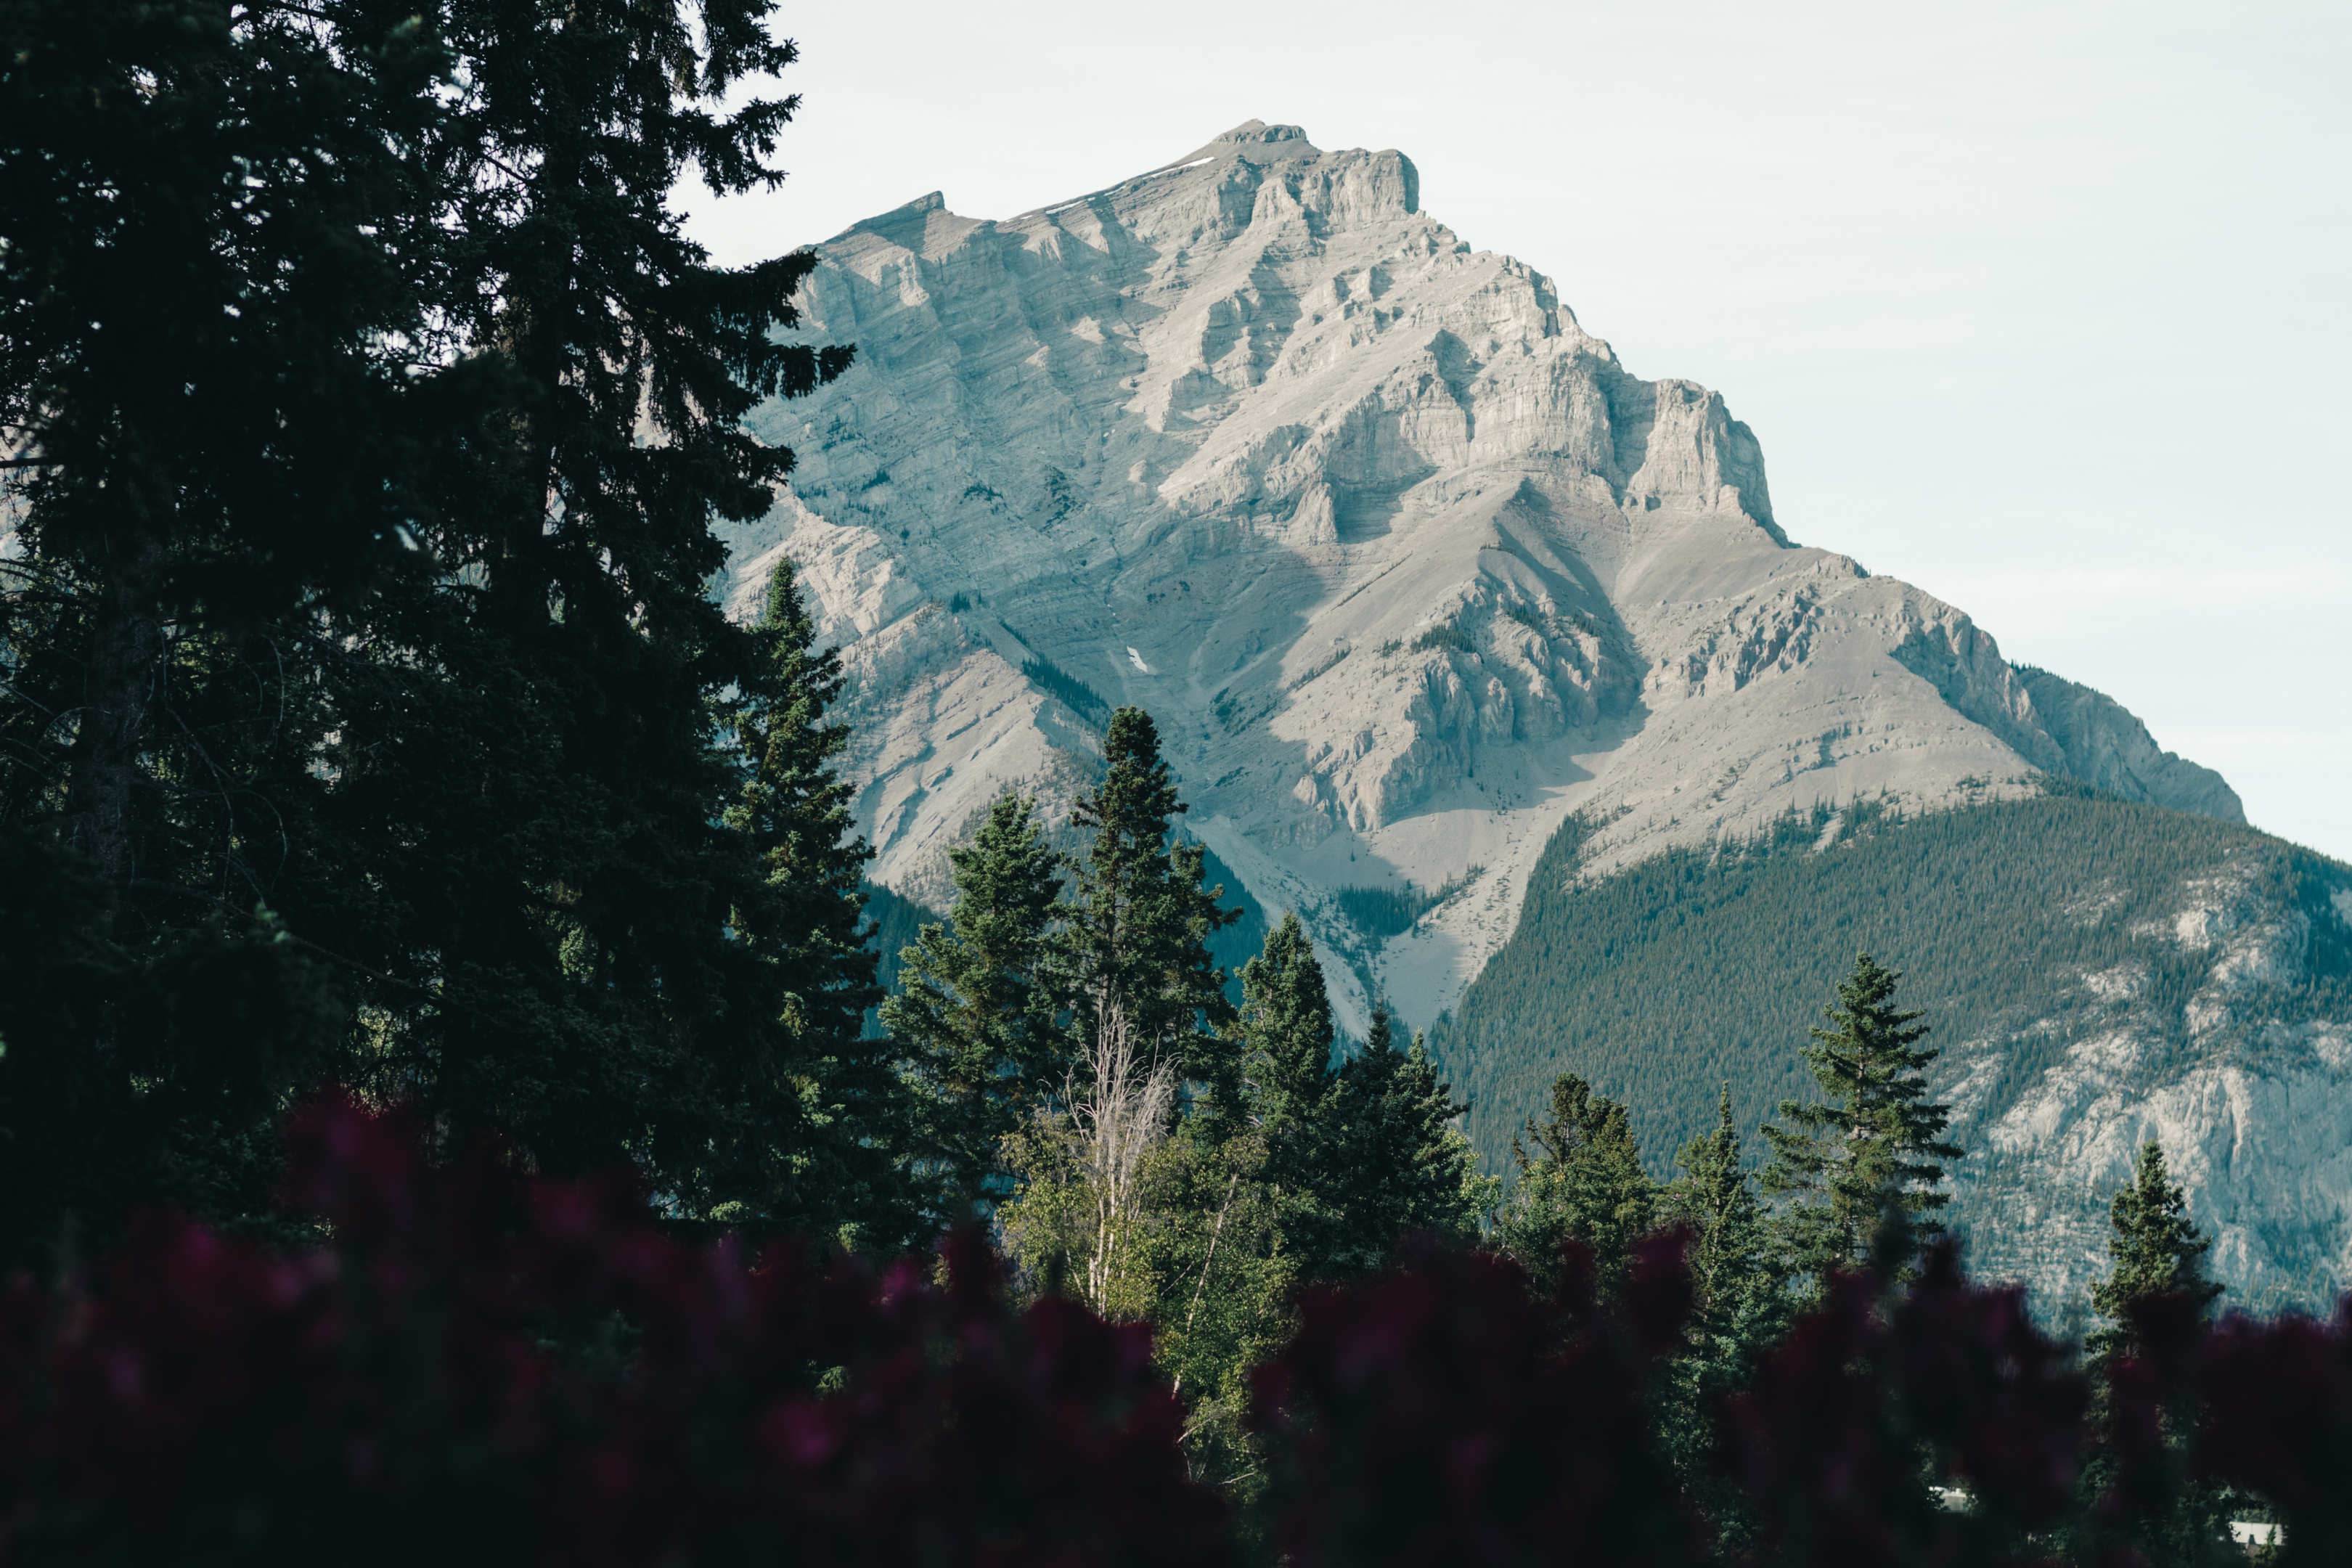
[720,120,2238,1034]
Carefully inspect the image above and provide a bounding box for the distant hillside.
[1429,790,2352,1307]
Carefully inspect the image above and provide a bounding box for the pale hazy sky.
[679,0,2351,862]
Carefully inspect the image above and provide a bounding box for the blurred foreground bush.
[0,1098,2345,1565]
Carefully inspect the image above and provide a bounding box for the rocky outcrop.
[1951,864,2352,1309]
[719,119,2242,1033]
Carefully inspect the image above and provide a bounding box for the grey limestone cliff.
[719,119,2237,1037]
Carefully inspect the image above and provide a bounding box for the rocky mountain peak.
[720,124,2239,1032]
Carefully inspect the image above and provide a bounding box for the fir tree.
[1313,1005,1490,1275]
[309,0,873,1226]
[1238,912,1337,1164]
[1761,952,1960,1287]
[1063,708,1239,1095]
[0,0,454,1260]
[2058,1139,2237,1568]
[722,558,910,1244]
[1666,1088,1776,1328]
[1499,1072,1655,1286]
[882,791,1066,1222]
[1657,1088,1783,1524]
[2089,1139,2224,1362]
[1232,912,1345,1278]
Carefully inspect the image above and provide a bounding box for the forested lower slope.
[1430,790,2352,1299]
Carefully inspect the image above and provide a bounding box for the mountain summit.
[723,121,2237,1034]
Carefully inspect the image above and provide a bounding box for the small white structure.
[2229,1519,2282,1548]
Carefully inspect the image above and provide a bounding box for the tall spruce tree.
[720,558,910,1243]
[1063,708,1238,1094]
[2057,1139,2237,1568]
[1238,912,1337,1168]
[0,0,454,1260]
[1498,1071,1656,1286]
[314,0,890,1233]
[2089,1140,2224,1362]
[1,0,899,1254]
[1657,1089,1783,1514]
[1761,952,1960,1287]
[1313,1005,1489,1275]
[882,791,1066,1222]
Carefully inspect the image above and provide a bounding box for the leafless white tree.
[1066,989,1175,1313]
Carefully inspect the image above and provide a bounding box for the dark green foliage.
[1021,657,1111,727]
[0,0,903,1254]
[1431,795,2352,1191]
[1761,952,1960,1286]
[1312,1006,1487,1276]
[882,792,1066,1222]
[2090,1140,2224,1363]
[1408,621,1474,654]
[1065,708,1239,1091]
[0,828,346,1260]
[0,0,451,1259]
[1498,1072,1657,1287]
[1238,912,1338,1147]
[1655,1091,1785,1533]
[2057,1140,2240,1568]
[1330,882,1437,939]
[720,560,910,1244]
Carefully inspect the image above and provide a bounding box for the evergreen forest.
[1434,792,2352,1183]
[3,1,2351,1561]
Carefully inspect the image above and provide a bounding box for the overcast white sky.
[679,0,2351,862]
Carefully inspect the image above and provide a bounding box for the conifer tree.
[1313,1005,1490,1275]
[1063,708,1239,1094]
[1499,1072,1655,1286]
[1238,912,1338,1167]
[1761,952,1959,1287]
[1657,1089,1783,1511]
[0,0,456,1260]
[882,791,1066,1222]
[1666,1089,1776,1328]
[2057,1139,2235,1568]
[2088,1140,2224,1363]
[302,0,882,1230]
[720,558,910,1243]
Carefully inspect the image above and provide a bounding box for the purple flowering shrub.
[1,1097,2346,1565]
[0,1095,1227,1566]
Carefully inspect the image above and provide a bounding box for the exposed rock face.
[719,120,2240,1032]
[1951,866,2352,1309]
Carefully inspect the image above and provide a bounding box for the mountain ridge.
[719,118,2237,1035]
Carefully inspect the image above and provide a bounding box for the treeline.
[1434,793,2352,1176]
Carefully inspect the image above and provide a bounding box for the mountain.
[719,121,2345,1304]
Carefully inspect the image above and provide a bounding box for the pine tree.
[1657,1089,1784,1519]
[1312,1005,1490,1275]
[721,558,910,1244]
[1499,1072,1655,1286]
[2057,1140,2237,1567]
[311,0,875,1224]
[1231,912,1346,1279]
[1238,912,1337,1160]
[882,791,1066,1222]
[1666,1089,1775,1328]
[1063,708,1239,1095]
[2089,1140,2224,1362]
[1761,952,1960,1287]
[0,0,454,1261]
